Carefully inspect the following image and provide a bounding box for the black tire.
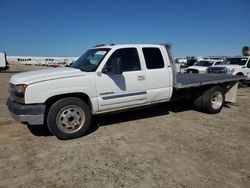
[194,86,225,114]
[47,97,92,140]
[236,73,245,87]
[193,94,202,111]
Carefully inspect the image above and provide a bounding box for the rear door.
[96,48,146,111]
[142,47,173,102]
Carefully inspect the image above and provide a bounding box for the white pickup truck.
[207,56,250,85]
[7,44,244,139]
[186,60,223,74]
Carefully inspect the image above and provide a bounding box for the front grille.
[207,67,227,74]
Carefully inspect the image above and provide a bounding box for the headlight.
[9,84,27,104]
[230,68,235,74]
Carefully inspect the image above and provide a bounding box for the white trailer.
[0,52,9,71]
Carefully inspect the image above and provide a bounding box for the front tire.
[47,97,92,140]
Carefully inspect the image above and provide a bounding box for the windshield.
[214,61,223,65]
[71,48,110,71]
[223,58,248,66]
[195,61,213,67]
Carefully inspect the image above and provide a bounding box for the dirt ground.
[0,64,250,188]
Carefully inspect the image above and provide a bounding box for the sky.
[0,0,249,57]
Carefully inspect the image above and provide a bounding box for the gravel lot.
[0,65,250,188]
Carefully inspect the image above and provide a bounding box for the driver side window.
[105,48,141,72]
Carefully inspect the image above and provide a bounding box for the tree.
[242,46,249,56]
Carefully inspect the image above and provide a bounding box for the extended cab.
[7,44,244,139]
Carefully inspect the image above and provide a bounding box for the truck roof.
[93,43,173,64]
[93,44,165,49]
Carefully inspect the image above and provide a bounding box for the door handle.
[137,75,145,81]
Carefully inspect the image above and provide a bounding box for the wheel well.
[44,93,92,112]
[236,72,244,75]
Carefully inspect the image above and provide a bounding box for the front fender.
[25,76,97,104]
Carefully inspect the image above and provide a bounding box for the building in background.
[7,56,78,67]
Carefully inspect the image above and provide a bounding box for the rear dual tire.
[194,86,225,114]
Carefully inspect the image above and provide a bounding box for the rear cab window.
[142,48,165,69]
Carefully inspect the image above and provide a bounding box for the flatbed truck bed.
[174,73,245,89]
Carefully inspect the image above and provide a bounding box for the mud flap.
[224,82,238,103]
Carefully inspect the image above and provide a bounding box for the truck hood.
[187,66,208,71]
[212,65,242,69]
[10,67,86,85]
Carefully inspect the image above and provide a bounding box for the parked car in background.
[207,56,250,85]
[174,57,187,73]
[0,52,9,71]
[186,60,223,74]
[174,57,187,64]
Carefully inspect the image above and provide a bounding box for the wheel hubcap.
[211,91,223,110]
[56,105,85,133]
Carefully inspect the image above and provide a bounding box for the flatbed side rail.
[174,74,246,89]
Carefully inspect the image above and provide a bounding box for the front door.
[96,48,146,111]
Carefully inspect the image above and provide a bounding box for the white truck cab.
[7,44,244,139]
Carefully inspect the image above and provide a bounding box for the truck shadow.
[27,100,193,137]
[1,71,24,73]
[88,100,193,135]
[27,124,53,137]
